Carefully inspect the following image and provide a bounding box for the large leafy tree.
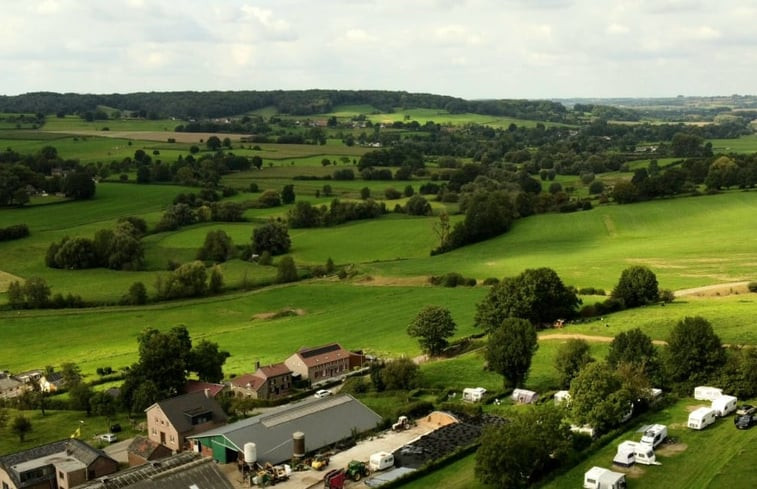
[476,268,579,330]
[665,316,726,390]
[569,362,633,434]
[611,266,659,308]
[554,339,594,388]
[476,404,572,488]
[607,328,662,383]
[252,220,291,255]
[191,340,231,383]
[197,230,234,263]
[381,357,419,391]
[486,318,538,388]
[63,171,96,199]
[407,305,457,356]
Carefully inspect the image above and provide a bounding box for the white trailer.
[584,466,628,489]
[694,386,723,401]
[640,424,667,448]
[711,395,737,417]
[688,407,717,430]
[369,452,395,472]
[613,441,658,467]
[511,388,538,404]
[462,387,486,403]
[554,390,571,405]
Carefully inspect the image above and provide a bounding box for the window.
[59,470,65,479]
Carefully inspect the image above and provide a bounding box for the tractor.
[346,460,370,481]
[311,454,330,471]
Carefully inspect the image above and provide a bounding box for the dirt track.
[539,333,668,345]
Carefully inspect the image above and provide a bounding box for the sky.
[2,0,756,100]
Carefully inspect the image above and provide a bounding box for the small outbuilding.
[512,388,538,404]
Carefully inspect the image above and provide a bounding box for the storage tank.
[244,442,257,464]
[292,432,305,459]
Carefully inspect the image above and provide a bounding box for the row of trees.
[46,218,145,270]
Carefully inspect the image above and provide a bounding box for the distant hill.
[0,89,570,122]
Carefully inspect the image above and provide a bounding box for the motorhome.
[584,466,627,489]
[688,407,717,430]
[640,424,667,448]
[694,386,722,401]
[711,395,737,417]
[612,441,657,467]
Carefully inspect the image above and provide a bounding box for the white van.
[688,407,717,430]
[639,424,667,448]
[711,395,737,417]
[369,452,394,472]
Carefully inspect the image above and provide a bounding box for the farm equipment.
[311,454,330,471]
[392,415,411,431]
[323,468,346,489]
[251,463,291,486]
[346,460,370,481]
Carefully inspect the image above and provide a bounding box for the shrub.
[384,188,402,200]
[748,282,757,293]
[482,277,499,286]
[0,224,30,241]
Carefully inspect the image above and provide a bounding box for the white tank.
[244,442,257,463]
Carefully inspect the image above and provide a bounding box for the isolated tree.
[208,265,224,294]
[407,305,457,356]
[381,357,419,391]
[569,361,632,434]
[7,280,24,308]
[405,195,432,216]
[123,281,148,305]
[554,339,594,388]
[158,261,208,299]
[612,266,659,308]
[276,256,298,283]
[197,230,234,263]
[11,414,32,442]
[252,220,291,255]
[90,391,117,426]
[68,382,94,413]
[191,339,231,383]
[486,318,538,388]
[24,277,51,308]
[360,187,371,200]
[665,316,726,388]
[206,136,222,151]
[476,404,571,488]
[476,268,579,330]
[281,184,296,205]
[258,190,281,207]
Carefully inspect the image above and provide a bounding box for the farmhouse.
[285,343,363,382]
[230,362,293,400]
[74,452,234,489]
[145,390,227,453]
[188,394,382,465]
[39,372,65,393]
[0,373,29,399]
[0,439,118,489]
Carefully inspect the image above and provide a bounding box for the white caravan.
[584,466,627,489]
[711,395,737,417]
[688,407,717,430]
[640,424,667,448]
[613,441,658,467]
[694,386,723,401]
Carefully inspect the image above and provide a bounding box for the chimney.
[204,388,210,398]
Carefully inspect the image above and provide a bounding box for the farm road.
[539,333,667,345]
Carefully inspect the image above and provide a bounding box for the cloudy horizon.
[2,0,755,100]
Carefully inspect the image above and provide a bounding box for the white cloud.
[606,23,629,35]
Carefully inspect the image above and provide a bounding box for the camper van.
[694,386,723,401]
[369,452,395,472]
[613,441,657,467]
[584,466,627,489]
[554,390,571,405]
[711,395,737,417]
[462,387,486,403]
[640,424,668,448]
[688,407,717,430]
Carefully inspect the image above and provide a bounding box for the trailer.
[639,424,667,448]
[369,452,395,472]
[584,466,627,489]
[613,440,658,467]
[694,386,722,401]
[711,395,737,417]
[688,407,717,430]
[554,390,571,405]
[462,387,487,403]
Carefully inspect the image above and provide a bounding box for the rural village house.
[0,373,30,399]
[145,390,227,453]
[184,379,227,398]
[0,439,118,489]
[39,372,65,393]
[230,362,293,400]
[284,343,363,382]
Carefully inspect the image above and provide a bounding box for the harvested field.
[0,270,23,292]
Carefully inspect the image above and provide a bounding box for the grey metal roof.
[189,394,383,464]
[75,452,234,489]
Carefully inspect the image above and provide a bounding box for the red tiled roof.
[230,373,265,392]
[255,363,291,379]
[184,380,225,398]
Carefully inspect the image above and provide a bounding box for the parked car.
[735,404,755,417]
[99,433,118,443]
[314,389,332,399]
